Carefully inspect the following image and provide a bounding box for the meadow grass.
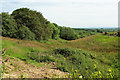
[1,34,119,78]
[65,34,119,53]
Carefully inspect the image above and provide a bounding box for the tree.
[60,27,78,40]
[17,25,35,40]
[2,12,18,38]
[50,23,60,39]
[11,8,53,41]
[2,8,79,41]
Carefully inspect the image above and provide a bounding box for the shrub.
[68,69,82,78]
[39,55,55,63]
[53,48,76,57]
[17,25,35,40]
[60,27,78,40]
[56,65,68,72]
[2,12,18,38]
[27,50,55,63]
[90,53,96,59]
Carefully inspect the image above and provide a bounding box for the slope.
[1,33,119,78]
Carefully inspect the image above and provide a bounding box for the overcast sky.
[1,0,119,28]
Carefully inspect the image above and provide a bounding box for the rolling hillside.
[67,34,119,53]
[1,34,119,78]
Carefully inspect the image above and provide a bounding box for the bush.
[53,48,76,57]
[17,25,35,40]
[39,55,55,63]
[56,65,68,72]
[60,27,78,40]
[27,50,55,63]
[2,12,18,38]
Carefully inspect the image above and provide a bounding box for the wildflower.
[79,75,82,78]
[98,71,101,74]
[7,57,10,60]
[3,48,6,51]
[2,48,6,55]
[108,69,111,72]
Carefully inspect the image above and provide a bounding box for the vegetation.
[1,8,78,41]
[103,32,119,37]
[73,28,100,38]
[2,12,18,38]
[60,27,79,40]
[73,28,118,38]
[1,33,119,78]
[1,7,119,79]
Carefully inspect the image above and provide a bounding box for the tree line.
[1,8,79,41]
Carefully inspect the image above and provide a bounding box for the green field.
[1,33,119,78]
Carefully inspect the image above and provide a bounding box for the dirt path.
[2,58,69,78]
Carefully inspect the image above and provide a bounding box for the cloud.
[1,0,119,28]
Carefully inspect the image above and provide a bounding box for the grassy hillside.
[66,34,119,53]
[1,34,119,78]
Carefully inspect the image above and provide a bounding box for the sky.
[0,0,119,28]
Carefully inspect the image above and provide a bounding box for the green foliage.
[27,50,55,63]
[73,28,99,38]
[53,48,119,78]
[20,74,25,79]
[56,65,68,72]
[60,27,78,40]
[53,48,76,57]
[2,12,35,40]
[1,8,119,78]
[68,69,82,78]
[39,55,55,63]
[2,36,119,78]
[103,32,119,37]
[11,8,53,41]
[73,28,118,38]
[50,23,60,39]
[2,12,18,38]
[17,25,35,40]
[2,8,82,41]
